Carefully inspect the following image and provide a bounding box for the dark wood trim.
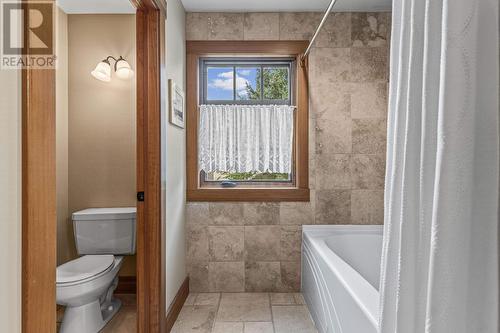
[116,276,137,294]
[295,54,309,191]
[186,41,310,202]
[187,188,310,202]
[134,0,166,332]
[22,1,56,332]
[166,277,190,332]
[186,40,309,55]
[186,52,199,199]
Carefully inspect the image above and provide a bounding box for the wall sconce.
[91,56,134,82]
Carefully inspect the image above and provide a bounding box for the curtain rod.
[301,0,339,63]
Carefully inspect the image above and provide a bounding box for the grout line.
[268,293,277,333]
[210,292,223,333]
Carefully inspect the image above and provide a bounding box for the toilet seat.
[57,255,115,285]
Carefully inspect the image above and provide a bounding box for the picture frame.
[168,79,185,128]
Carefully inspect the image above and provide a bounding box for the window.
[201,58,293,105]
[199,58,295,186]
[186,41,310,202]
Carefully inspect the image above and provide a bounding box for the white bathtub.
[302,225,383,333]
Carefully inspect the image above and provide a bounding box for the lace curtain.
[198,104,294,174]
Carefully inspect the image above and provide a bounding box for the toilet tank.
[72,207,136,255]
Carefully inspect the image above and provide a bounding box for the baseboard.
[166,277,190,332]
[115,276,136,294]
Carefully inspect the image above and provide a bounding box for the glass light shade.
[91,61,111,82]
[115,59,134,79]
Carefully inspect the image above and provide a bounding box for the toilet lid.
[57,255,115,284]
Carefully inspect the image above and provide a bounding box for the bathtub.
[302,225,383,333]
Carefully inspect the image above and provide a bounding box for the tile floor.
[172,292,318,333]
[57,294,137,333]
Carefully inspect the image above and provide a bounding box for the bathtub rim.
[302,225,383,329]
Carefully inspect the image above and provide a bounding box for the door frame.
[21,0,167,332]
[134,0,167,332]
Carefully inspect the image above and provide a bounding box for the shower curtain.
[379,0,499,332]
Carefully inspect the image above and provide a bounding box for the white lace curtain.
[198,104,294,174]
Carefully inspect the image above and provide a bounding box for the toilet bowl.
[57,255,124,333]
[56,207,136,333]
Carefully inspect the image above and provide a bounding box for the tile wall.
[185,12,390,292]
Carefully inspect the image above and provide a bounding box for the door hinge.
[137,191,145,202]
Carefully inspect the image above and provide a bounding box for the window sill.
[187,187,310,202]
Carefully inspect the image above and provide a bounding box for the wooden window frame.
[186,41,310,202]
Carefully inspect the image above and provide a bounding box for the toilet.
[56,207,136,333]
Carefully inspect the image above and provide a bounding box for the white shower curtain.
[198,104,294,174]
[379,0,499,332]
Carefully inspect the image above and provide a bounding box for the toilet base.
[59,298,122,333]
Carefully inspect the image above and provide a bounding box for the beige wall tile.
[244,13,280,40]
[208,13,244,40]
[279,202,314,225]
[186,224,209,261]
[310,82,350,119]
[280,261,301,291]
[316,13,351,48]
[187,261,209,292]
[208,262,245,292]
[184,11,390,293]
[217,293,272,322]
[280,225,302,261]
[209,202,244,225]
[351,154,385,189]
[279,12,321,40]
[309,144,317,191]
[352,118,387,154]
[315,190,351,224]
[350,82,388,118]
[310,47,351,83]
[351,190,384,225]
[208,226,244,261]
[245,226,281,261]
[187,202,210,225]
[351,47,388,82]
[315,115,352,155]
[245,261,281,291]
[243,202,280,225]
[351,12,389,47]
[315,154,352,190]
[186,13,209,40]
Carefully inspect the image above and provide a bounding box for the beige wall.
[56,7,72,265]
[185,12,390,292]
[0,69,21,333]
[67,14,137,275]
[164,0,187,308]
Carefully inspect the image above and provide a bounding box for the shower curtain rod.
[301,0,339,62]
